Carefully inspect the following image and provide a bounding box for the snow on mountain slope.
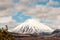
[11,19,54,34]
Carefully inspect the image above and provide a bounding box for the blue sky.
[12,0,20,4]
[12,12,31,23]
[36,0,49,5]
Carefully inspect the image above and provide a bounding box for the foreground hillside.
[9,32,60,40]
[15,37,60,40]
[0,28,14,40]
[0,28,60,40]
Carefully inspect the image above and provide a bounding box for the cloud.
[0,0,20,29]
[48,0,60,8]
[6,20,20,30]
[0,0,60,30]
[0,16,19,30]
[0,16,13,23]
[15,0,60,17]
[0,21,20,30]
[23,5,52,18]
[0,0,60,17]
[0,0,15,17]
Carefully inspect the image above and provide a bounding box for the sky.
[0,0,60,30]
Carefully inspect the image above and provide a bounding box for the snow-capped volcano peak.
[11,19,54,35]
[24,19,41,25]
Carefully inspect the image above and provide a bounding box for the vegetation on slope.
[0,25,14,40]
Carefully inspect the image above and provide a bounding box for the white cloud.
[0,0,60,30]
[15,0,60,18]
[0,16,20,30]
[0,0,59,17]
[23,5,52,18]
[0,0,20,29]
[48,0,60,7]
[0,16,13,23]
[0,0,15,16]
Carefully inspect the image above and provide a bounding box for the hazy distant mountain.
[9,19,54,35]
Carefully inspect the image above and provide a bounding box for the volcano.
[10,19,54,35]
